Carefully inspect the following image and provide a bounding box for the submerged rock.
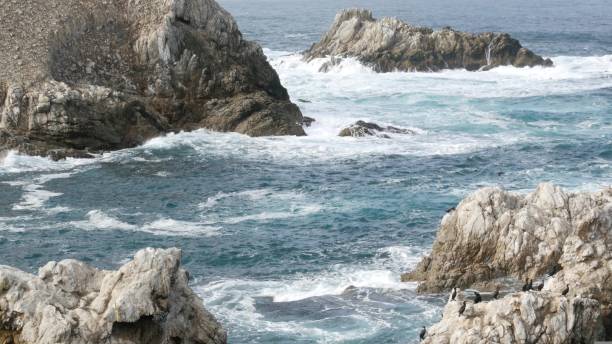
[404,183,612,341]
[338,120,415,138]
[0,248,227,344]
[0,0,305,159]
[302,116,316,127]
[304,9,553,73]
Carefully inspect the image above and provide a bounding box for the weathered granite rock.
[338,120,415,138]
[305,9,553,73]
[0,0,305,159]
[0,248,227,344]
[404,183,612,341]
[422,291,602,343]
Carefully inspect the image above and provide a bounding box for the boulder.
[0,0,305,159]
[338,120,415,138]
[0,248,227,344]
[422,291,602,343]
[304,9,553,72]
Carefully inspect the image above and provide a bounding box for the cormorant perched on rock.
[446,206,456,213]
[522,279,532,291]
[562,285,569,296]
[451,287,457,301]
[458,301,467,316]
[536,283,544,291]
[419,327,427,341]
[492,286,500,299]
[474,291,482,304]
[527,279,533,290]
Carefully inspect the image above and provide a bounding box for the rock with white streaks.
[0,248,227,344]
[305,9,552,73]
[422,291,602,344]
[405,183,612,341]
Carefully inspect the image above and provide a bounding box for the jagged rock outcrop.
[0,0,305,159]
[422,291,602,343]
[304,9,553,73]
[0,248,227,344]
[404,183,612,341]
[338,120,415,138]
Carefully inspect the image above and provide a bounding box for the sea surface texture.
[1,0,612,343]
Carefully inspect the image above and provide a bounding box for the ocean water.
[1,0,612,343]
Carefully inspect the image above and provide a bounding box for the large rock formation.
[0,248,227,344]
[0,0,305,159]
[304,9,553,73]
[404,183,612,341]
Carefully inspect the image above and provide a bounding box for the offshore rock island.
[0,0,305,159]
[305,9,553,73]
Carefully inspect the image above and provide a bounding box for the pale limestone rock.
[0,248,226,344]
[305,9,552,73]
[423,292,600,344]
[407,183,612,341]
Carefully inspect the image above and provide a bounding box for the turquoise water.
[1,1,612,343]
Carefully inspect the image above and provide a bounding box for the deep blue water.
[1,0,612,343]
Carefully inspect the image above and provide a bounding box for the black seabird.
[492,286,500,299]
[522,279,531,292]
[451,287,457,301]
[527,279,533,291]
[562,285,569,296]
[536,283,544,291]
[419,327,427,341]
[458,300,467,316]
[473,291,482,304]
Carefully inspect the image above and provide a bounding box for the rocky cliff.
[0,0,305,159]
[0,248,226,344]
[405,183,612,341]
[304,9,553,73]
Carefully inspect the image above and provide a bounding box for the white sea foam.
[269,50,612,99]
[0,151,94,175]
[141,218,221,237]
[197,245,431,342]
[12,185,62,211]
[71,210,221,237]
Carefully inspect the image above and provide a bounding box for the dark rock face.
[338,120,415,138]
[304,9,553,73]
[0,0,305,158]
